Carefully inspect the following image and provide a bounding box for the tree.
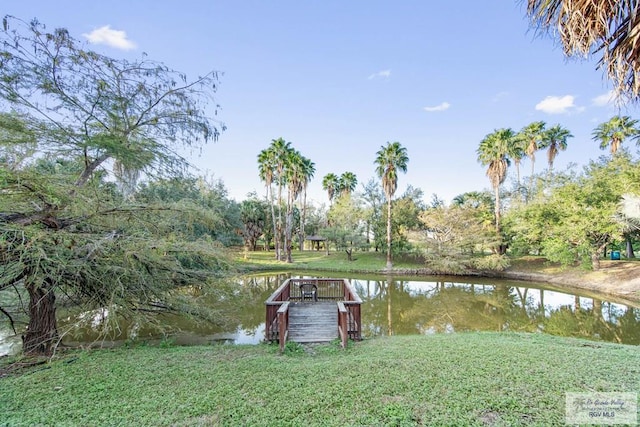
[518,121,546,195]
[239,193,268,251]
[0,17,225,355]
[136,175,242,245]
[504,154,640,268]
[508,135,526,187]
[526,0,640,100]
[339,172,358,196]
[477,128,514,254]
[374,141,409,270]
[269,138,294,261]
[258,139,313,261]
[615,194,640,259]
[257,138,294,261]
[283,149,312,262]
[322,173,340,204]
[419,204,503,273]
[592,116,639,156]
[257,148,278,257]
[321,194,367,261]
[451,190,495,231]
[297,156,315,251]
[361,178,385,248]
[540,124,573,173]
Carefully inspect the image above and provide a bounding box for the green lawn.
[235,249,429,273]
[2,333,639,426]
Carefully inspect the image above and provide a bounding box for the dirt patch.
[477,410,501,426]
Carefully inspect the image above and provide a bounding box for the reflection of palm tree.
[387,280,393,336]
[619,307,640,344]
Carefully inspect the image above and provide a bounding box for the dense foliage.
[0,17,230,355]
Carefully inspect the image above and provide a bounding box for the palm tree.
[258,138,294,261]
[477,129,514,249]
[257,148,278,259]
[452,191,493,209]
[270,138,294,260]
[322,173,340,204]
[508,136,526,188]
[527,1,640,99]
[339,171,358,196]
[540,124,573,172]
[298,156,315,251]
[592,116,640,155]
[284,149,305,262]
[374,141,409,270]
[518,121,546,194]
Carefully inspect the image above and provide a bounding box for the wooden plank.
[287,302,338,343]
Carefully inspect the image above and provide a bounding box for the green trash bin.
[611,251,621,260]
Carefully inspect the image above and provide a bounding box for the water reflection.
[1,273,639,355]
[352,278,640,345]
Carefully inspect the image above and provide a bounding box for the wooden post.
[277,302,289,352]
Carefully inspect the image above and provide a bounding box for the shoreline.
[238,258,640,304]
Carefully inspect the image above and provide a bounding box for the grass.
[2,333,639,426]
[235,249,429,273]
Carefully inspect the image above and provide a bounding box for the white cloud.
[83,25,136,50]
[592,90,616,107]
[368,69,391,80]
[423,102,450,112]
[535,95,576,114]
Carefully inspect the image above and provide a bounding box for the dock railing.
[265,278,362,346]
[265,279,291,343]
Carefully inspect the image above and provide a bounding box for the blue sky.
[4,1,639,205]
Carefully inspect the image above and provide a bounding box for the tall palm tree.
[518,121,546,194]
[592,115,640,155]
[540,124,573,172]
[508,136,526,188]
[298,156,315,251]
[527,1,640,100]
[339,171,358,196]
[322,173,340,204]
[270,138,294,261]
[477,129,514,247]
[257,148,278,259]
[374,141,409,270]
[284,149,304,262]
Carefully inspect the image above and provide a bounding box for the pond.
[1,272,639,355]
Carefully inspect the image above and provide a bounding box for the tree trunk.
[386,198,392,270]
[493,184,507,255]
[285,209,293,263]
[276,180,284,261]
[625,235,635,259]
[592,240,610,270]
[23,280,58,355]
[299,190,307,251]
[591,252,601,270]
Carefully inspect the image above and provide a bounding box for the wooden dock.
[265,278,362,351]
[288,302,338,343]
